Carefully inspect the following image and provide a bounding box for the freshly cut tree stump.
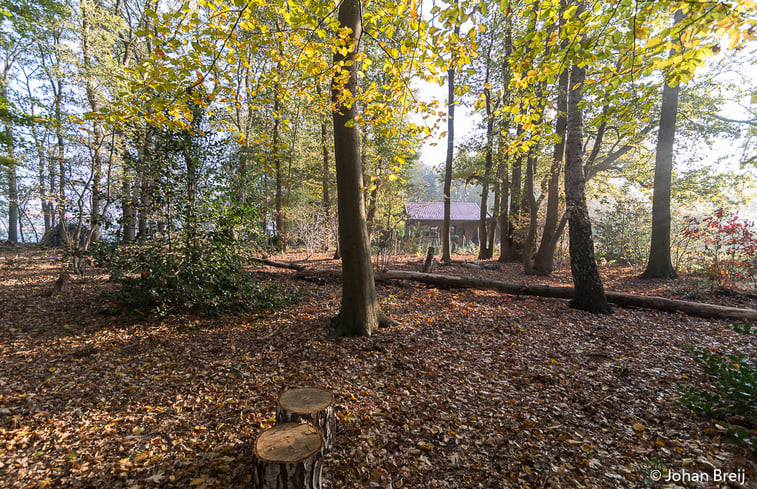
[276,387,336,452]
[253,422,323,489]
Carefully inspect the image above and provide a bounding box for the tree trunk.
[522,150,539,273]
[498,154,511,262]
[478,41,495,260]
[81,0,103,244]
[275,387,335,453]
[642,10,684,280]
[533,62,569,276]
[252,423,323,489]
[331,0,391,337]
[564,45,610,314]
[441,21,460,264]
[2,78,18,243]
[508,128,524,261]
[273,79,284,251]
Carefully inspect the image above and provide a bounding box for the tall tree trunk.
[487,178,499,255]
[321,105,330,220]
[642,10,684,280]
[478,46,495,260]
[565,43,610,314]
[273,80,284,251]
[331,0,391,337]
[7,156,18,243]
[533,64,569,275]
[137,127,151,242]
[81,0,103,244]
[498,153,511,262]
[441,17,460,264]
[522,149,539,273]
[508,144,523,261]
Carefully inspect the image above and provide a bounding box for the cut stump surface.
[276,387,336,452]
[253,423,324,489]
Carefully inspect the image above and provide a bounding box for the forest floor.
[1,245,755,489]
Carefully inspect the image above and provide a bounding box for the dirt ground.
[1,245,755,488]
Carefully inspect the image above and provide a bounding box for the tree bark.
[565,41,610,314]
[642,10,684,280]
[331,0,392,337]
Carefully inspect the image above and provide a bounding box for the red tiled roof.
[405,202,484,222]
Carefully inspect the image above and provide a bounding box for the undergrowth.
[91,238,295,317]
[678,322,756,450]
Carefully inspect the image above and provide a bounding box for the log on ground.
[250,257,757,321]
[253,422,324,489]
[276,387,336,452]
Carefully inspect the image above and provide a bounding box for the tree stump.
[422,246,436,273]
[275,387,336,452]
[253,422,323,489]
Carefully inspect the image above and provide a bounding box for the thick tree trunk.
[441,22,460,264]
[642,10,683,280]
[253,423,323,489]
[533,63,569,276]
[565,52,610,314]
[331,0,391,337]
[275,388,335,453]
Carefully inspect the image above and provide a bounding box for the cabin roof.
[404,202,484,222]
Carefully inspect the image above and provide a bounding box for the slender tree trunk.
[477,40,496,260]
[366,174,379,237]
[533,64,569,275]
[81,0,103,244]
[441,17,460,263]
[137,127,151,242]
[565,50,610,314]
[487,178,499,255]
[331,0,391,337]
[498,153,511,262]
[522,149,539,273]
[7,160,18,243]
[273,80,284,251]
[321,108,330,220]
[642,10,683,280]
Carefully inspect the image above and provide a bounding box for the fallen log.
[251,257,757,321]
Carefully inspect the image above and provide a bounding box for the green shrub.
[678,322,756,449]
[91,239,294,316]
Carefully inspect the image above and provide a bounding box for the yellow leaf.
[632,423,645,432]
[189,478,205,486]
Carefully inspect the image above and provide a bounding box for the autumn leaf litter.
[1,248,755,488]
